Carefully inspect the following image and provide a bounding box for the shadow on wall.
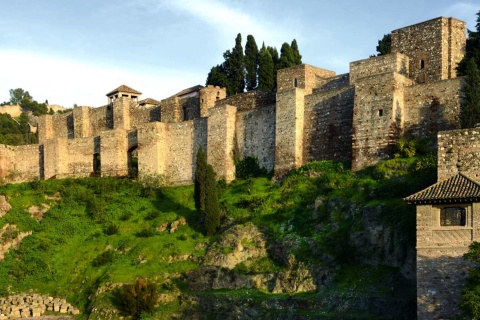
[417,254,474,320]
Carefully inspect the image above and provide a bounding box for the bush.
[235,156,268,179]
[117,278,158,319]
[136,228,156,238]
[92,250,115,267]
[145,211,159,220]
[104,223,119,235]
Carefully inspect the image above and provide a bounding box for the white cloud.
[154,0,294,45]
[0,50,204,108]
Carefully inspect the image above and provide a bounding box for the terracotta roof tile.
[404,173,480,204]
[138,98,161,105]
[106,85,142,96]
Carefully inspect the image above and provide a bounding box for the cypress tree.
[194,146,207,211]
[461,58,480,128]
[278,42,295,69]
[291,39,302,65]
[458,10,480,76]
[194,146,220,235]
[258,43,275,91]
[224,33,245,95]
[245,35,259,91]
[204,164,220,236]
[267,46,279,90]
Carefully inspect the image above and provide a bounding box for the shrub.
[235,156,268,179]
[145,211,159,220]
[136,228,156,238]
[120,211,132,221]
[117,278,158,319]
[104,223,119,235]
[92,250,115,267]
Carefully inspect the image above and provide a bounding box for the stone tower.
[391,17,466,84]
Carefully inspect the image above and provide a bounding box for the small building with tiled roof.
[138,98,161,108]
[106,85,142,104]
[405,172,480,319]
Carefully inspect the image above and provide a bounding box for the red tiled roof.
[404,173,480,204]
[106,85,142,96]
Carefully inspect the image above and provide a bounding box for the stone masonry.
[0,16,466,185]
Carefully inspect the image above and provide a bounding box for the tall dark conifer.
[291,39,302,65]
[461,58,480,128]
[204,164,220,236]
[278,42,295,69]
[194,146,207,211]
[245,35,259,91]
[258,43,274,92]
[224,33,245,95]
[267,46,279,90]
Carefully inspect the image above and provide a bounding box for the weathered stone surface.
[0,196,11,218]
[204,223,268,269]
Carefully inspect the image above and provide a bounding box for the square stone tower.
[391,17,466,83]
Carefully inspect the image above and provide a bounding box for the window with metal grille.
[440,207,466,226]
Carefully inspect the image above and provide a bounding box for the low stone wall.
[0,294,79,319]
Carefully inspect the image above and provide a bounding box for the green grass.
[0,156,431,318]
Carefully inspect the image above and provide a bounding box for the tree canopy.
[375,34,391,56]
[457,10,480,76]
[460,58,480,128]
[206,34,302,93]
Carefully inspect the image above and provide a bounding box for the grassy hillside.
[0,155,436,319]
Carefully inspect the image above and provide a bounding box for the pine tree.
[278,42,295,69]
[258,43,275,91]
[291,39,302,65]
[376,34,392,56]
[461,58,480,128]
[206,64,228,88]
[194,146,207,211]
[245,35,259,91]
[458,10,480,76]
[204,164,220,236]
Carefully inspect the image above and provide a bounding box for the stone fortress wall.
[0,16,467,186]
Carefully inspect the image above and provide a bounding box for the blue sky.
[0,0,479,108]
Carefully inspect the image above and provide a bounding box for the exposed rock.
[204,223,268,269]
[0,293,79,318]
[0,196,11,218]
[170,217,186,233]
[348,205,416,279]
[157,222,168,232]
[0,224,32,260]
[27,204,50,221]
[45,192,61,201]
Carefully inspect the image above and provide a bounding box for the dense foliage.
[375,34,391,56]
[461,58,480,128]
[117,278,158,319]
[206,34,302,94]
[457,10,480,76]
[194,147,220,235]
[462,242,480,318]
